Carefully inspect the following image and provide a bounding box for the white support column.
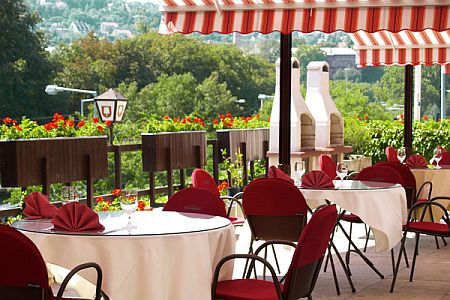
[441,65,446,121]
[413,65,421,120]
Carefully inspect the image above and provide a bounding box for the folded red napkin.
[405,154,427,168]
[268,165,295,184]
[23,192,57,220]
[52,203,104,232]
[301,171,335,188]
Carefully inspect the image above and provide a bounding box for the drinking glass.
[294,161,306,187]
[434,147,443,169]
[61,186,79,205]
[336,163,348,187]
[120,191,138,229]
[397,147,406,163]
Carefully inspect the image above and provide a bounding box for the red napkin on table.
[268,165,295,184]
[405,154,427,168]
[301,171,335,188]
[23,192,57,220]
[52,202,104,232]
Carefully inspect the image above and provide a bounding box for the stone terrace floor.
[232,220,450,300]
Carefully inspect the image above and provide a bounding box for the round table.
[300,180,407,252]
[13,211,236,300]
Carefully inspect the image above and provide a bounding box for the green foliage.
[345,118,450,163]
[0,0,63,119]
[294,45,327,83]
[212,113,269,129]
[144,115,205,133]
[222,149,244,188]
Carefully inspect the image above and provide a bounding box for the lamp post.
[258,94,274,110]
[94,89,128,145]
[45,85,97,117]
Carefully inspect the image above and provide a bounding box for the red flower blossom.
[14,126,22,131]
[2,117,12,124]
[105,121,112,127]
[92,117,99,123]
[364,115,369,121]
[52,113,64,122]
[219,114,225,119]
[400,114,404,119]
[217,181,229,192]
[96,196,104,203]
[245,117,252,122]
[105,200,112,205]
[112,189,122,197]
[44,123,53,131]
[164,116,171,120]
[423,115,429,121]
[11,119,17,126]
[97,125,104,133]
[138,200,146,211]
[65,119,74,127]
[173,117,179,122]
[212,119,219,125]
[226,112,232,118]
[77,120,85,128]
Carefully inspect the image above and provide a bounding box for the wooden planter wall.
[217,128,270,185]
[0,136,108,207]
[141,131,207,203]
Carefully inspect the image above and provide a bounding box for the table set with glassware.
[13,190,236,299]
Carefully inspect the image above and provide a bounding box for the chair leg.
[331,241,356,293]
[263,246,268,280]
[409,233,421,282]
[390,249,395,275]
[243,241,254,279]
[327,242,340,295]
[363,227,370,252]
[390,235,407,293]
[324,224,337,273]
[345,222,353,275]
[402,243,409,268]
[442,237,447,246]
[434,236,440,249]
[271,244,281,274]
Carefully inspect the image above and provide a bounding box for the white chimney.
[270,58,315,152]
[305,61,344,148]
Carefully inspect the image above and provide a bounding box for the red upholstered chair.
[191,168,245,225]
[0,224,104,300]
[391,197,450,293]
[268,165,295,185]
[211,204,337,300]
[386,146,401,163]
[163,187,228,218]
[242,178,309,276]
[319,155,337,180]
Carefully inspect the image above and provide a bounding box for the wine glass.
[61,186,79,205]
[336,163,348,187]
[120,191,138,229]
[397,147,406,163]
[294,161,306,187]
[434,147,443,169]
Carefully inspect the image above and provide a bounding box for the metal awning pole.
[404,65,413,157]
[279,33,292,174]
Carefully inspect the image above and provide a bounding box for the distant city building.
[69,21,91,35]
[320,47,356,77]
[112,29,134,39]
[100,22,119,35]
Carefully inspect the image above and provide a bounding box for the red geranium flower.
[52,113,64,122]
[226,112,232,118]
[423,115,429,121]
[173,117,179,122]
[77,120,85,128]
[164,116,171,120]
[364,115,369,121]
[44,123,53,131]
[96,196,104,203]
[2,117,12,124]
[14,126,22,131]
[97,125,104,133]
[65,119,74,127]
[138,200,146,211]
[212,119,219,125]
[92,117,99,123]
[105,121,112,127]
[112,189,122,197]
[219,114,225,119]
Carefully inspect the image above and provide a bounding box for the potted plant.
[141,115,207,172]
[0,114,108,190]
[213,113,269,162]
[222,148,244,196]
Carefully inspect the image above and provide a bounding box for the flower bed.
[213,113,269,162]
[141,116,207,172]
[0,114,108,187]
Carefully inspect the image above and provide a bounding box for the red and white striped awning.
[350,29,450,72]
[158,1,450,35]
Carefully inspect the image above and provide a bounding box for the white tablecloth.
[411,168,450,198]
[16,211,236,300]
[300,182,407,252]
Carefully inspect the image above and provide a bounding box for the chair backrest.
[268,165,295,185]
[282,205,337,300]
[374,161,416,207]
[191,168,220,197]
[243,178,308,241]
[163,187,227,218]
[0,225,50,298]
[385,146,400,163]
[440,152,450,165]
[319,155,337,179]
[357,165,404,185]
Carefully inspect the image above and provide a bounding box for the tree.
[294,45,327,83]
[0,0,63,119]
